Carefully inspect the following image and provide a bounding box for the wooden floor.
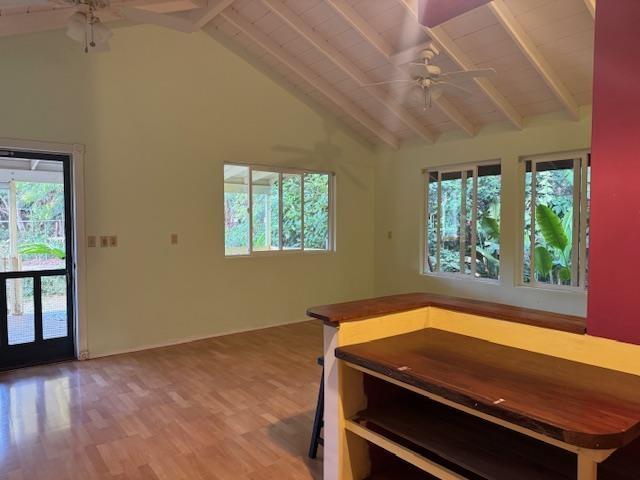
[0,321,324,480]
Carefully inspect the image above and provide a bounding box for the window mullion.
[278,173,283,250]
[471,167,478,278]
[424,172,430,273]
[530,161,537,286]
[436,171,442,272]
[328,174,335,251]
[460,171,467,274]
[571,159,581,287]
[301,174,305,250]
[579,155,589,287]
[248,167,254,254]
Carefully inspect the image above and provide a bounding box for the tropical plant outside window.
[425,162,501,280]
[0,181,67,315]
[522,154,590,288]
[224,163,333,256]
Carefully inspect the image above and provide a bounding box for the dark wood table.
[336,328,640,479]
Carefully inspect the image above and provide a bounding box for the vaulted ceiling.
[0,0,595,147]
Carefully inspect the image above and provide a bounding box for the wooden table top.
[307,292,586,334]
[336,329,640,449]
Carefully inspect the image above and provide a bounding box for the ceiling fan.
[366,44,496,109]
[64,0,113,53]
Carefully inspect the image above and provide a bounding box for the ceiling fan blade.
[432,81,473,98]
[438,68,496,81]
[361,80,416,87]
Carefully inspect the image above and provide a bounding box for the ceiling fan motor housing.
[419,43,440,62]
[409,63,442,78]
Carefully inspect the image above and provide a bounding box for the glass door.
[0,149,75,370]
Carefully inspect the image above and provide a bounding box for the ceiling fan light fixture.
[65,4,113,53]
[91,19,113,45]
[66,11,87,43]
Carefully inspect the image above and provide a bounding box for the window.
[521,152,590,289]
[224,163,333,256]
[424,161,501,280]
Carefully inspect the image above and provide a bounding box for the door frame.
[0,137,87,360]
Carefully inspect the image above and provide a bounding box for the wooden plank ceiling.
[0,0,595,147]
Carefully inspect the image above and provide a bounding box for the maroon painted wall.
[587,0,640,344]
[418,0,491,28]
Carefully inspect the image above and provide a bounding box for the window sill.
[515,284,587,296]
[420,272,500,286]
[225,249,335,259]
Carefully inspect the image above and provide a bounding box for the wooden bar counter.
[307,293,640,480]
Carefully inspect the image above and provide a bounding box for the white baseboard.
[87,318,310,359]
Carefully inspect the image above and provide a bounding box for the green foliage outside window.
[0,182,67,297]
[224,170,330,253]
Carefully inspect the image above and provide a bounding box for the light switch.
[100,236,109,248]
[171,233,178,245]
[387,231,393,240]
[87,236,97,248]
[109,236,118,247]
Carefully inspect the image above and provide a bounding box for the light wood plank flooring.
[0,321,324,480]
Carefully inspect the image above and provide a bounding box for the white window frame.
[517,150,590,291]
[422,159,501,281]
[224,162,335,257]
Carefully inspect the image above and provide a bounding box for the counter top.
[307,292,586,334]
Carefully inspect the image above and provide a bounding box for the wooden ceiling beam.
[120,7,195,33]
[121,0,235,33]
[396,0,523,130]
[221,9,400,149]
[0,0,222,37]
[261,0,436,144]
[189,0,236,30]
[324,0,394,59]
[325,0,474,137]
[488,0,580,120]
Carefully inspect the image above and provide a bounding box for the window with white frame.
[424,161,501,280]
[521,152,590,289]
[224,163,334,256]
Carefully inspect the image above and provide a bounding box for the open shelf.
[349,394,576,480]
[363,443,438,479]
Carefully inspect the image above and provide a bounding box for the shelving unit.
[332,328,640,479]
[348,395,575,480]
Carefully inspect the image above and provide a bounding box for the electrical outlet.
[100,236,109,248]
[171,233,178,245]
[87,236,97,248]
[109,235,118,247]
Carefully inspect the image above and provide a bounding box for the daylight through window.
[224,164,333,256]
[425,162,501,280]
[522,152,590,289]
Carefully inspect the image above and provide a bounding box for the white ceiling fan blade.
[438,68,497,82]
[432,82,473,98]
[408,62,442,78]
[361,80,416,87]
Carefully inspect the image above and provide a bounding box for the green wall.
[0,24,376,356]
